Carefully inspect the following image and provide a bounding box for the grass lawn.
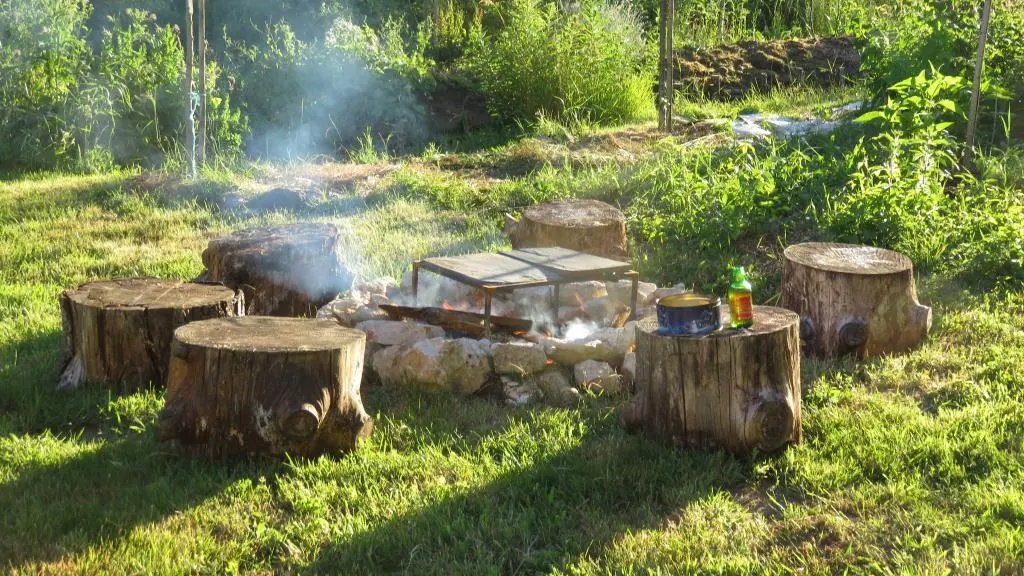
[2,119,1024,574]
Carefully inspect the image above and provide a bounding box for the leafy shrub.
[465,0,654,127]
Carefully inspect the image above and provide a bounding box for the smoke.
[231,15,429,161]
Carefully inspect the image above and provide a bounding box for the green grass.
[2,123,1024,573]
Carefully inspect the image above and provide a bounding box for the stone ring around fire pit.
[411,247,640,339]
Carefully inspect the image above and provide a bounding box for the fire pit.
[410,247,639,339]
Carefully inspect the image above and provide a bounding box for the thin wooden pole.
[184,0,195,177]
[198,0,208,166]
[964,0,994,164]
[658,0,674,132]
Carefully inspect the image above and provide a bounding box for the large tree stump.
[623,307,801,454]
[158,317,373,458]
[782,243,932,358]
[58,278,242,392]
[506,199,628,259]
[201,223,353,317]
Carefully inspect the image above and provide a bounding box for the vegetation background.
[1,0,1023,573]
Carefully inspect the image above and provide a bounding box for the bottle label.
[733,294,753,321]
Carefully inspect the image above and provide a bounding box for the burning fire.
[442,300,455,310]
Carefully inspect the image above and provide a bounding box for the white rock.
[353,277,395,298]
[574,360,622,394]
[605,279,658,306]
[357,320,445,347]
[558,281,607,305]
[491,341,548,375]
[318,297,368,327]
[501,376,541,406]
[353,305,389,324]
[583,296,628,325]
[367,293,391,307]
[371,345,406,383]
[533,367,579,407]
[542,337,618,365]
[374,337,492,394]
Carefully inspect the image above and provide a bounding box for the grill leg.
[628,271,639,321]
[551,284,560,331]
[412,262,420,306]
[484,290,493,340]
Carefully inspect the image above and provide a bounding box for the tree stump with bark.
[58,278,242,392]
[506,199,628,259]
[201,223,353,317]
[158,316,373,458]
[782,242,932,358]
[623,306,801,454]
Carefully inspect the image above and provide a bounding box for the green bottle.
[728,266,753,329]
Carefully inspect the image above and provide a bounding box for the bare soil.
[675,36,861,100]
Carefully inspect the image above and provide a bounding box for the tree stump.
[201,223,354,317]
[506,199,628,259]
[158,317,373,458]
[58,278,242,392]
[782,243,932,358]
[623,306,801,454]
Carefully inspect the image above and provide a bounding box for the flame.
[545,359,556,366]
[442,300,455,310]
[513,330,528,337]
[575,292,585,307]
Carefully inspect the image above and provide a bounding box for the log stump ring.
[201,223,354,317]
[782,242,932,358]
[158,317,373,458]
[58,278,243,392]
[624,306,801,454]
[506,199,628,259]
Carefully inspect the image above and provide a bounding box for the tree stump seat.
[158,316,372,458]
[58,278,242,391]
[782,242,931,358]
[201,223,353,317]
[623,306,802,454]
[506,199,628,259]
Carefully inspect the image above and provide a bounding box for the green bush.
[465,0,654,127]
[0,1,242,171]
[223,18,430,160]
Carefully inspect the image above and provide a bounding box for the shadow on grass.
[0,430,278,569]
[305,411,752,574]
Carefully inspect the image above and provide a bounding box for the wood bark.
[201,223,353,317]
[623,306,801,454]
[781,242,932,358]
[506,200,628,260]
[158,317,373,458]
[58,278,242,392]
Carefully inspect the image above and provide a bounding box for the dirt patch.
[675,36,861,100]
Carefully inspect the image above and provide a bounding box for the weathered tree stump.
[623,307,801,454]
[782,242,932,358]
[58,278,242,392]
[506,199,628,259]
[201,223,353,317]
[158,317,373,458]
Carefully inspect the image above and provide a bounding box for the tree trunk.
[623,306,801,454]
[506,200,628,260]
[58,278,242,392]
[158,317,373,458]
[201,223,354,317]
[782,242,932,358]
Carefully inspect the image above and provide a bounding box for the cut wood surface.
[782,242,931,357]
[158,317,372,458]
[201,223,353,317]
[623,306,801,454]
[506,199,628,259]
[58,278,242,391]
